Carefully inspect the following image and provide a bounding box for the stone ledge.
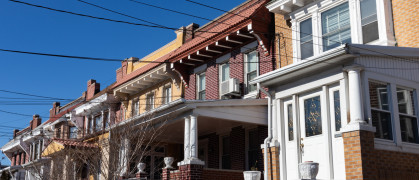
[341,121,376,133]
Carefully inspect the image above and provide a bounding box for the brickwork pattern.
[202,168,243,180]
[343,130,419,179]
[199,133,219,169]
[179,164,203,180]
[274,14,293,68]
[230,48,245,96]
[230,126,245,170]
[262,147,280,180]
[205,59,219,100]
[185,73,196,100]
[392,0,419,48]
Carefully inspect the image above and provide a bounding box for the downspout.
[258,83,272,180]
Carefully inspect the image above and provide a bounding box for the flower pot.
[243,171,261,180]
[299,161,319,180]
[164,157,174,169]
[137,162,146,173]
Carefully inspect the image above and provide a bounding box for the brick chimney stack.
[13,129,19,138]
[49,102,60,119]
[184,23,200,43]
[86,79,100,100]
[30,114,42,130]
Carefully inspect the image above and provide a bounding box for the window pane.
[222,136,231,169]
[199,91,206,100]
[287,104,294,141]
[300,18,313,59]
[360,0,379,43]
[369,81,390,111]
[247,52,258,72]
[397,88,415,115]
[334,91,342,131]
[400,116,419,143]
[304,96,322,137]
[247,71,257,92]
[322,3,351,51]
[371,110,393,140]
[95,115,102,131]
[70,127,77,139]
[221,63,230,82]
[199,74,206,91]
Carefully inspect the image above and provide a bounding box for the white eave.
[266,0,306,14]
[74,93,110,116]
[114,64,172,95]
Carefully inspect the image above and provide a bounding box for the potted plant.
[243,161,261,180]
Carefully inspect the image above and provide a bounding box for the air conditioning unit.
[220,78,240,97]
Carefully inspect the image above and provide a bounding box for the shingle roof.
[52,138,98,148]
[113,0,269,89]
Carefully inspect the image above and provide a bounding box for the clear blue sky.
[0,0,245,165]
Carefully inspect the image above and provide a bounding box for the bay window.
[360,0,379,44]
[321,2,351,51]
[369,81,393,140]
[300,18,313,59]
[397,88,419,143]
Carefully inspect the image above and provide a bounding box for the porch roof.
[251,44,419,87]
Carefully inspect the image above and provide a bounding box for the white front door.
[298,92,330,179]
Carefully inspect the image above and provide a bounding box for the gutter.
[257,83,272,180]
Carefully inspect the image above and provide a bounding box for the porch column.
[101,110,105,131]
[184,116,191,161]
[189,115,198,160]
[37,139,41,159]
[345,65,365,123]
[342,65,376,179]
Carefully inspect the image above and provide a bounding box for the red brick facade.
[185,44,274,100]
[343,130,419,179]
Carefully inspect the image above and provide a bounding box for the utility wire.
[0,89,72,101]
[77,0,169,29]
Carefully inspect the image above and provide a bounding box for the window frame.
[289,0,393,64]
[364,72,419,154]
[132,98,139,116]
[197,72,206,100]
[244,50,259,97]
[162,84,172,105]
[298,17,314,60]
[146,92,155,111]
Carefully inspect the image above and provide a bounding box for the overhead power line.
[0,89,72,100]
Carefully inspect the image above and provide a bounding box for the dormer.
[267,0,395,63]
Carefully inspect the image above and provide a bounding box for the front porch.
[125,99,268,180]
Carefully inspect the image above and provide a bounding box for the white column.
[341,65,376,133]
[91,115,95,132]
[184,116,190,161]
[101,111,105,131]
[31,142,35,160]
[189,115,198,159]
[37,140,41,159]
[346,65,364,123]
[349,0,363,44]
[312,10,321,54]
[291,18,298,63]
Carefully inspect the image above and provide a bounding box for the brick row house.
[2,0,418,179]
[253,0,419,179]
[0,96,85,180]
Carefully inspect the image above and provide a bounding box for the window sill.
[374,138,419,155]
[243,91,258,99]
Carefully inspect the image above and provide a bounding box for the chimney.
[49,102,60,119]
[30,114,42,130]
[13,129,19,138]
[184,23,200,43]
[86,79,100,100]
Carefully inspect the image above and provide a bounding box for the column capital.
[343,64,364,72]
[341,121,376,133]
